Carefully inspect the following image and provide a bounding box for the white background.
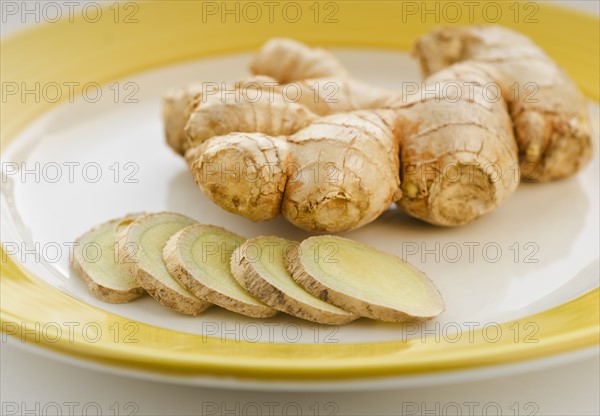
[1,1,599,415]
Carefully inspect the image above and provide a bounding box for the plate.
[1,2,598,390]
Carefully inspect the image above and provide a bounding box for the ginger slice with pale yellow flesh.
[163,224,277,318]
[118,212,211,315]
[285,236,444,322]
[231,236,359,325]
[72,215,145,303]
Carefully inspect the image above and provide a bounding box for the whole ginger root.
[163,27,592,232]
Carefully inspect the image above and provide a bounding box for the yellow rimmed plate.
[1,1,599,390]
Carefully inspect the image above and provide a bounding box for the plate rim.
[5,336,599,391]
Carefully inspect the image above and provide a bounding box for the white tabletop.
[2,2,599,415]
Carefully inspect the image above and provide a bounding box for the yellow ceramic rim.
[1,1,599,381]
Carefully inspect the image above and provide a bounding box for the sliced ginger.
[163,224,278,318]
[76,212,445,324]
[117,212,211,315]
[72,215,145,303]
[231,236,358,325]
[285,236,445,322]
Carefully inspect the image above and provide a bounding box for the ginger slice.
[163,225,277,318]
[72,215,145,303]
[285,236,445,322]
[231,236,358,325]
[117,212,211,315]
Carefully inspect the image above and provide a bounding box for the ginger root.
[165,76,394,156]
[163,28,591,232]
[164,39,394,156]
[391,62,518,225]
[186,109,401,230]
[413,25,592,181]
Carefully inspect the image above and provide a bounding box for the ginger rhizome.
[163,27,592,232]
[413,26,592,181]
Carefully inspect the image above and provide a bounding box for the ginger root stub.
[413,25,592,182]
[392,62,519,226]
[164,29,592,232]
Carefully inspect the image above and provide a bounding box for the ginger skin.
[178,39,517,229]
[164,40,395,156]
[163,29,591,232]
[413,26,592,181]
[187,110,401,231]
[164,77,316,156]
[388,62,518,225]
